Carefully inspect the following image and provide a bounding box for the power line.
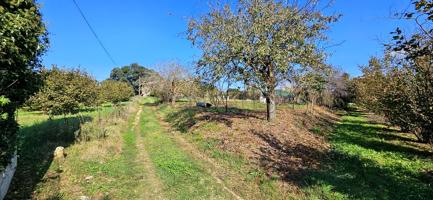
[71,0,118,66]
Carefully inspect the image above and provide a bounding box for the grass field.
[6,105,117,199]
[5,98,433,199]
[303,110,433,200]
[158,100,433,200]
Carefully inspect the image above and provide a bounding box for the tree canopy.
[0,0,48,168]
[31,67,98,117]
[354,0,433,142]
[99,80,134,105]
[109,63,157,95]
[188,0,338,121]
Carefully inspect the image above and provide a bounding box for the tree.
[353,57,388,114]
[378,0,433,142]
[31,67,98,117]
[109,63,157,95]
[160,62,189,105]
[324,71,355,109]
[99,80,134,105]
[146,62,190,104]
[0,0,48,168]
[355,53,433,142]
[188,0,338,121]
[294,65,331,112]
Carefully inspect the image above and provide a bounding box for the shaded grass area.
[139,98,233,200]
[6,116,91,199]
[6,107,114,199]
[303,111,433,200]
[160,103,264,134]
[160,100,306,133]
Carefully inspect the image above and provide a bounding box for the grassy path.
[138,98,238,200]
[133,106,166,199]
[304,110,433,200]
[73,105,154,199]
[155,111,245,200]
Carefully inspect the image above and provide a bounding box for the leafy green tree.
[0,0,48,168]
[355,53,433,142]
[109,63,157,95]
[295,65,331,112]
[99,80,134,105]
[382,0,433,142]
[353,57,388,114]
[188,0,338,121]
[32,67,98,117]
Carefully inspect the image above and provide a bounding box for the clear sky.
[38,0,414,81]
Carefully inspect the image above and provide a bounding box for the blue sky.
[38,0,414,81]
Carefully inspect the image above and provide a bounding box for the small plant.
[75,122,108,142]
[310,127,323,135]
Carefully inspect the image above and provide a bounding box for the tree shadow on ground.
[303,150,433,199]
[165,106,264,133]
[249,110,433,199]
[6,116,92,200]
[142,101,162,107]
[250,130,328,183]
[335,117,432,159]
[301,111,433,200]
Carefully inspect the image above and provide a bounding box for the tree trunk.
[266,91,276,122]
[171,95,176,105]
[171,80,176,105]
[225,90,229,112]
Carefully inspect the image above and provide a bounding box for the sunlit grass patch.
[303,111,433,200]
[139,103,232,200]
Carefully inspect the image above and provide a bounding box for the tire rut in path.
[153,108,245,200]
[133,106,166,200]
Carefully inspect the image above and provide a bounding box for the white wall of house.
[0,154,17,200]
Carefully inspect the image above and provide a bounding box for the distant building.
[259,89,294,104]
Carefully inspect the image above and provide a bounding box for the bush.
[0,0,48,168]
[30,67,98,117]
[99,80,134,105]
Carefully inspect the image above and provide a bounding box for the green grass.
[158,103,287,200]
[67,109,144,199]
[6,105,117,199]
[303,111,433,200]
[139,98,233,200]
[160,101,433,200]
[227,99,305,111]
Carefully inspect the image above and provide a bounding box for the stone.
[84,176,93,182]
[79,195,90,200]
[53,146,65,160]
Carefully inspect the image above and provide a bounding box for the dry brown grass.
[170,104,340,194]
